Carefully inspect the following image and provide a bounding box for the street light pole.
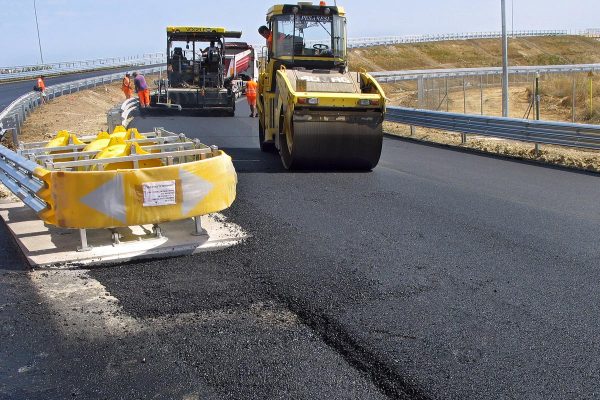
[501,0,509,117]
[33,0,44,64]
[511,0,514,37]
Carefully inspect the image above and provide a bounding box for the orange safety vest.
[122,77,131,90]
[246,80,258,97]
[37,78,46,91]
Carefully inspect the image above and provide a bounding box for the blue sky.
[0,0,598,66]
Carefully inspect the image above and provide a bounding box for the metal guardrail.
[0,144,47,212]
[107,98,140,133]
[0,65,166,141]
[0,53,165,82]
[386,107,600,150]
[371,64,600,82]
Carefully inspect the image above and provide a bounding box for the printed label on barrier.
[143,180,176,207]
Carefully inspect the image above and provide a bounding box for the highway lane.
[0,65,163,111]
[118,103,600,398]
[2,101,600,398]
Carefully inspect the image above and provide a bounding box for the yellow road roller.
[257,2,386,170]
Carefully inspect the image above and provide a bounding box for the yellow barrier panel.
[35,151,237,229]
[83,132,111,152]
[92,139,161,171]
[45,130,84,148]
[45,130,84,162]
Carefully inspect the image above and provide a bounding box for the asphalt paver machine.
[151,27,242,115]
[258,3,387,169]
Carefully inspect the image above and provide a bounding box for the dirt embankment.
[349,36,600,72]
[19,82,132,143]
[359,36,600,172]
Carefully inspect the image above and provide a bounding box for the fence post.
[534,73,541,156]
[463,78,467,114]
[445,77,449,112]
[572,75,576,122]
[589,71,594,118]
[480,75,484,115]
[417,76,425,109]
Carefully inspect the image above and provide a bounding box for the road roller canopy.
[266,5,347,60]
[267,4,346,19]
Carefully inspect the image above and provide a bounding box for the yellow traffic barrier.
[24,128,237,229]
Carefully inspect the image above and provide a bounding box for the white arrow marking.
[80,175,126,224]
[179,169,214,216]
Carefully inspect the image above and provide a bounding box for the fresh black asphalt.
[1,100,600,399]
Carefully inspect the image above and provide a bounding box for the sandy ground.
[17,75,158,143]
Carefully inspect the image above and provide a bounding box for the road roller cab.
[258,2,387,169]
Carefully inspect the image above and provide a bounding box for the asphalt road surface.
[2,100,600,399]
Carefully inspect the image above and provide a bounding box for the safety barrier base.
[0,201,247,268]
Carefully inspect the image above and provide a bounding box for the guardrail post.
[13,115,21,137]
[10,128,19,148]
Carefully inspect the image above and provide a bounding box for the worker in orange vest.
[35,75,47,104]
[132,72,150,108]
[259,26,285,56]
[246,78,258,117]
[122,73,133,99]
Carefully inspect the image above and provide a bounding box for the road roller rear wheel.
[259,119,275,152]
[279,114,294,169]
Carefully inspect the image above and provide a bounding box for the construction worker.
[258,26,273,49]
[246,78,258,117]
[122,73,133,99]
[34,75,47,104]
[132,72,150,108]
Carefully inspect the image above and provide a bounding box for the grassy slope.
[349,36,600,71]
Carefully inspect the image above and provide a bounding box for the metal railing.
[347,30,569,48]
[386,107,600,150]
[371,64,600,82]
[0,144,47,213]
[0,65,166,142]
[0,53,165,82]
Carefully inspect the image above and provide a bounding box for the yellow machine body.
[258,3,386,169]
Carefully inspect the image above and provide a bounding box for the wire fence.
[376,66,600,124]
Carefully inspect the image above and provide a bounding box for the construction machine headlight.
[298,98,319,105]
[358,99,380,106]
